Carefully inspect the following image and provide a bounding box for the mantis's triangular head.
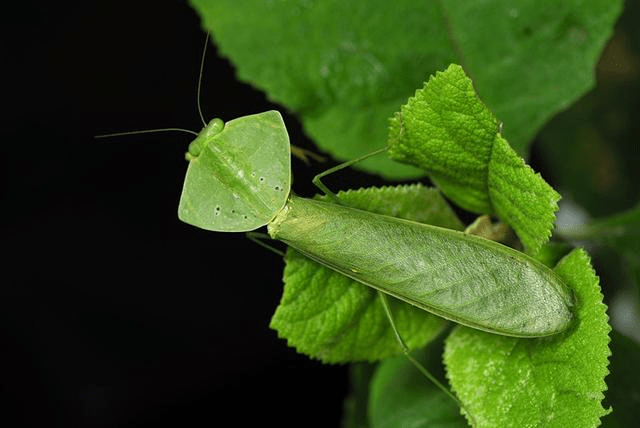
[178,110,292,232]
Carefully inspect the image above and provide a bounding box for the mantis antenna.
[94,128,198,139]
[95,33,211,140]
[96,32,321,167]
[196,32,210,127]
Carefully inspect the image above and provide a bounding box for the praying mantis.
[178,110,574,339]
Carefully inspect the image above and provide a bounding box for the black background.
[3,2,356,426]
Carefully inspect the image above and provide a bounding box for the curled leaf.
[388,64,560,254]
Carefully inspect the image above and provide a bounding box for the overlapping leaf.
[388,64,560,254]
[269,184,462,363]
[191,0,622,178]
[600,331,640,427]
[444,249,611,427]
[559,203,640,293]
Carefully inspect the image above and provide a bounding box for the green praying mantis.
[177,109,574,422]
[179,110,574,339]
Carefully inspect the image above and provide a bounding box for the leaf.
[368,344,467,428]
[269,184,462,363]
[600,331,640,428]
[443,249,611,428]
[438,0,623,155]
[320,185,466,230]
[388,64,560,254]
[559,203,640,248]
[342,363,375,428]
[535,0,640,221]
[560,203,640,294]
[190,0,622,178]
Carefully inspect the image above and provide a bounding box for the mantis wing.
[269,195,573,337]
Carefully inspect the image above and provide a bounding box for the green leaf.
[560,203,640,293]
[368,344,467,428]
[559,203,640,248]
[600,331,640,428]
[342,363,375,428]
[388,64,560,254]
[443,249,611,428]
[536,0,640,221]
[439,0,623,156]
[533,241,575,269]
[269,184,462,363]
[190,0,622,178]
[319,185,466,230]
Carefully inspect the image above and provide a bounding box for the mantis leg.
[245,232,285,257]
[290,145,326,165]
[312,147,388,202]
[377,291,475,426]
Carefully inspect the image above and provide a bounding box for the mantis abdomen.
[268,195,573,337]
